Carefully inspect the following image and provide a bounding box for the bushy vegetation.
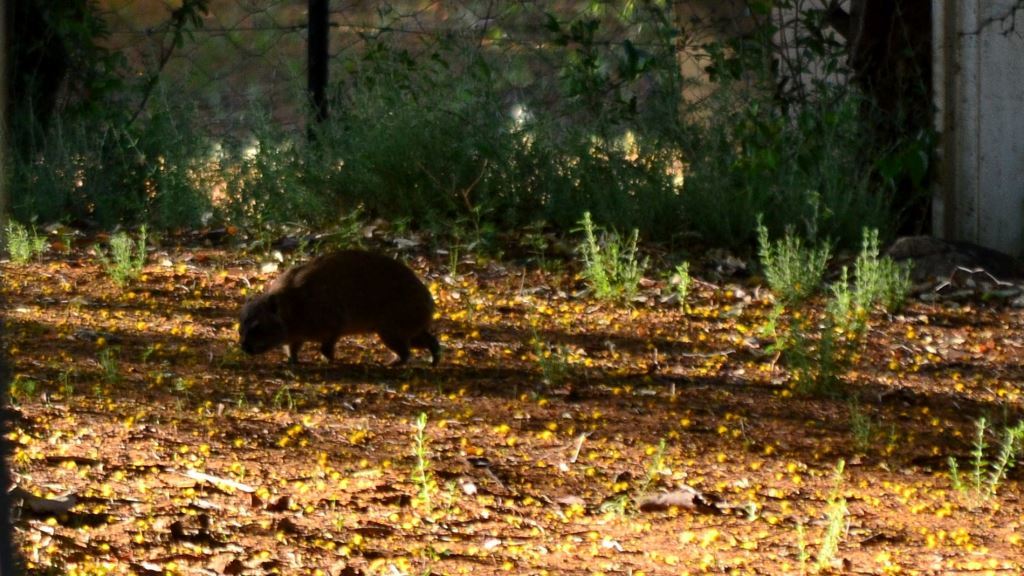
[4,221,48,263]
[96,227,148,286]
[948,417,1024,503]
[765,228,911,396]
[681,90,893,249]
[853,228,912,313]
[9,3,928,254]
[12,103,217,231]
[756,219,831,305]
[576,212,647,302]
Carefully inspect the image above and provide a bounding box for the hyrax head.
[239,294,288,355]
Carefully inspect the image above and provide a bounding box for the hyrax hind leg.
[411,331,440,366]
[320,336,338,361]
[286,341,303,364]
[378,332,412,365]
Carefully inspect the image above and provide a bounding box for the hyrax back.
[239,250,440,365]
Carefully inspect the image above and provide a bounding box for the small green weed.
[519,222,552,268]
[141,345,158,363]
[827,267,868,339]
[411,412,436,512]
[848,399,877,454]
[59,368,76,398]
[853,228,911,313]
[10,375,38,402]
[672,261,692,305]
[272,386,295,411]
[770,229,906,397]
[756,219,830,305]
[599,438,668,516]
[173,377,191,395]
[636,438,668,498]
[4,220,48,263]
[599,492,631,516]
[577,212,647,302]
[948,457,962,491]
[948,417,1024,502]
[97,227,148,286]
[816,460,848,571]
[768,305,850,397]
[447,241,461,278]
[442,480,460,519]
[884,425,900,458]
[796,522,809,575]
[98,347,121,384]
[532,335,570,387]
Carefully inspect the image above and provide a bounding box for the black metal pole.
[308,0,329,134]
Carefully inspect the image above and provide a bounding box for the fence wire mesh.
[98,1,790,134]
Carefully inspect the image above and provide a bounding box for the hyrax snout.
[239,250,440,366]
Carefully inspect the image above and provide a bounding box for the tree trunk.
[0,1,19,572]
[827,0,934,233]
[836,0,932,131]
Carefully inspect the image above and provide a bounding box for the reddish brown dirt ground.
[3,244,1024,575]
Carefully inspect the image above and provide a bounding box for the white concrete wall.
[674,0,754,106]
[935,0,1024,256]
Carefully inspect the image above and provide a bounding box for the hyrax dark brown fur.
[239,250,440,366]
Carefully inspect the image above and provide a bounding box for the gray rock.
[885,236,1024,283]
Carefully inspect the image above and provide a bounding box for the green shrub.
[97,227,147,286]
[8,3,911,251]
[681,93,891,250]
[816,460,848,570]
[672,261,692,305]
[771,229,917,396]
[853,228,911,313]
[221,114,334,231]
[757,220,830,305]
[318,46,511,233]
[678,17,897,251]
[4,221,48,263]
[577,212,647,302]
[313,39,685,241]
[539,132,684,239]
[949,417,1024,502]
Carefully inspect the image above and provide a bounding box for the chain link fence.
[100,1,778,134]
[14,1,885,244]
